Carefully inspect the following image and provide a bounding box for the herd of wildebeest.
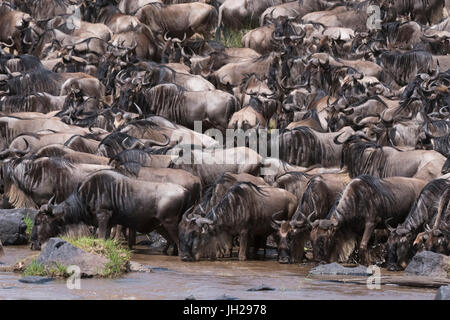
[0,0,449,272]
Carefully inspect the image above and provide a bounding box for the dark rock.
[129,261,152,273]
[185,295,196,300]
[0,208,38,221]
[215,294,240,300]
[309,262,370,276]
[435,286,450,300]
[36,238,108,277]
[247,285,275,291]
[149,267,170,272]
[138,231,167,250]
[19,276,53,284]
[404,251,449,278]
[0,210,29,245]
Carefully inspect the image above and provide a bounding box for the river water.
[0,246,436,300]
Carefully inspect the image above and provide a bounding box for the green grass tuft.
[24,216,33,238]
[62,237,131,278]
[23,260,46,277]
[218,25,253,48]
[23,260,68,277]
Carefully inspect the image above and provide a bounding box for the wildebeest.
[310,175,427,265]
[169,146,263,186]
[178,181,297,261]
[0,3,33,54]
[337,134,447,181]
[30,170,191,251]
[131,83,239,131]
[2,156,111,209]
[135,2,218,39]
[415,187,450,255]
[385,178,450,270]
[0,93,66,114]
[273,171,350,263]
[279,126,355,167]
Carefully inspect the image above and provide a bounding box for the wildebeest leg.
[112,225,122,240]
[359,222,376,265]
[96,210,112,239]
[127,228,136,249]
[162,222,179,256]
[154,225,176,255]
[238,230,249,261]
[252,236,267,260]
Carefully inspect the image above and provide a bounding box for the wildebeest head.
[271,208,312,264]
[310,218,338,263]
[385,225,412,271]
[30,196,64,250]
[178,211,217,262]
[415,223,449,255]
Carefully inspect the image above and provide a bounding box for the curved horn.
[164,32,171,42]
[144,133,171,147]
[272,32,286,42]
[183,205,195,219]
[180,47,190,59]
[133,103,143,117]
[306,210,316,226]
[439,106,449,117]
[121,137,145,150]
[0,36,15,48]
[171,33,187,43]
[11,138,30,155]
[195,217,214,226]
[115,70,127,85]
[47,195,56,207]
[0,149,12,159]
[385,217,396,232]
[22,34,33,46]
[271,210,284,225]
[333,132,346,145]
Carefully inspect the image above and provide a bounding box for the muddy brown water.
[0,246,436,300]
